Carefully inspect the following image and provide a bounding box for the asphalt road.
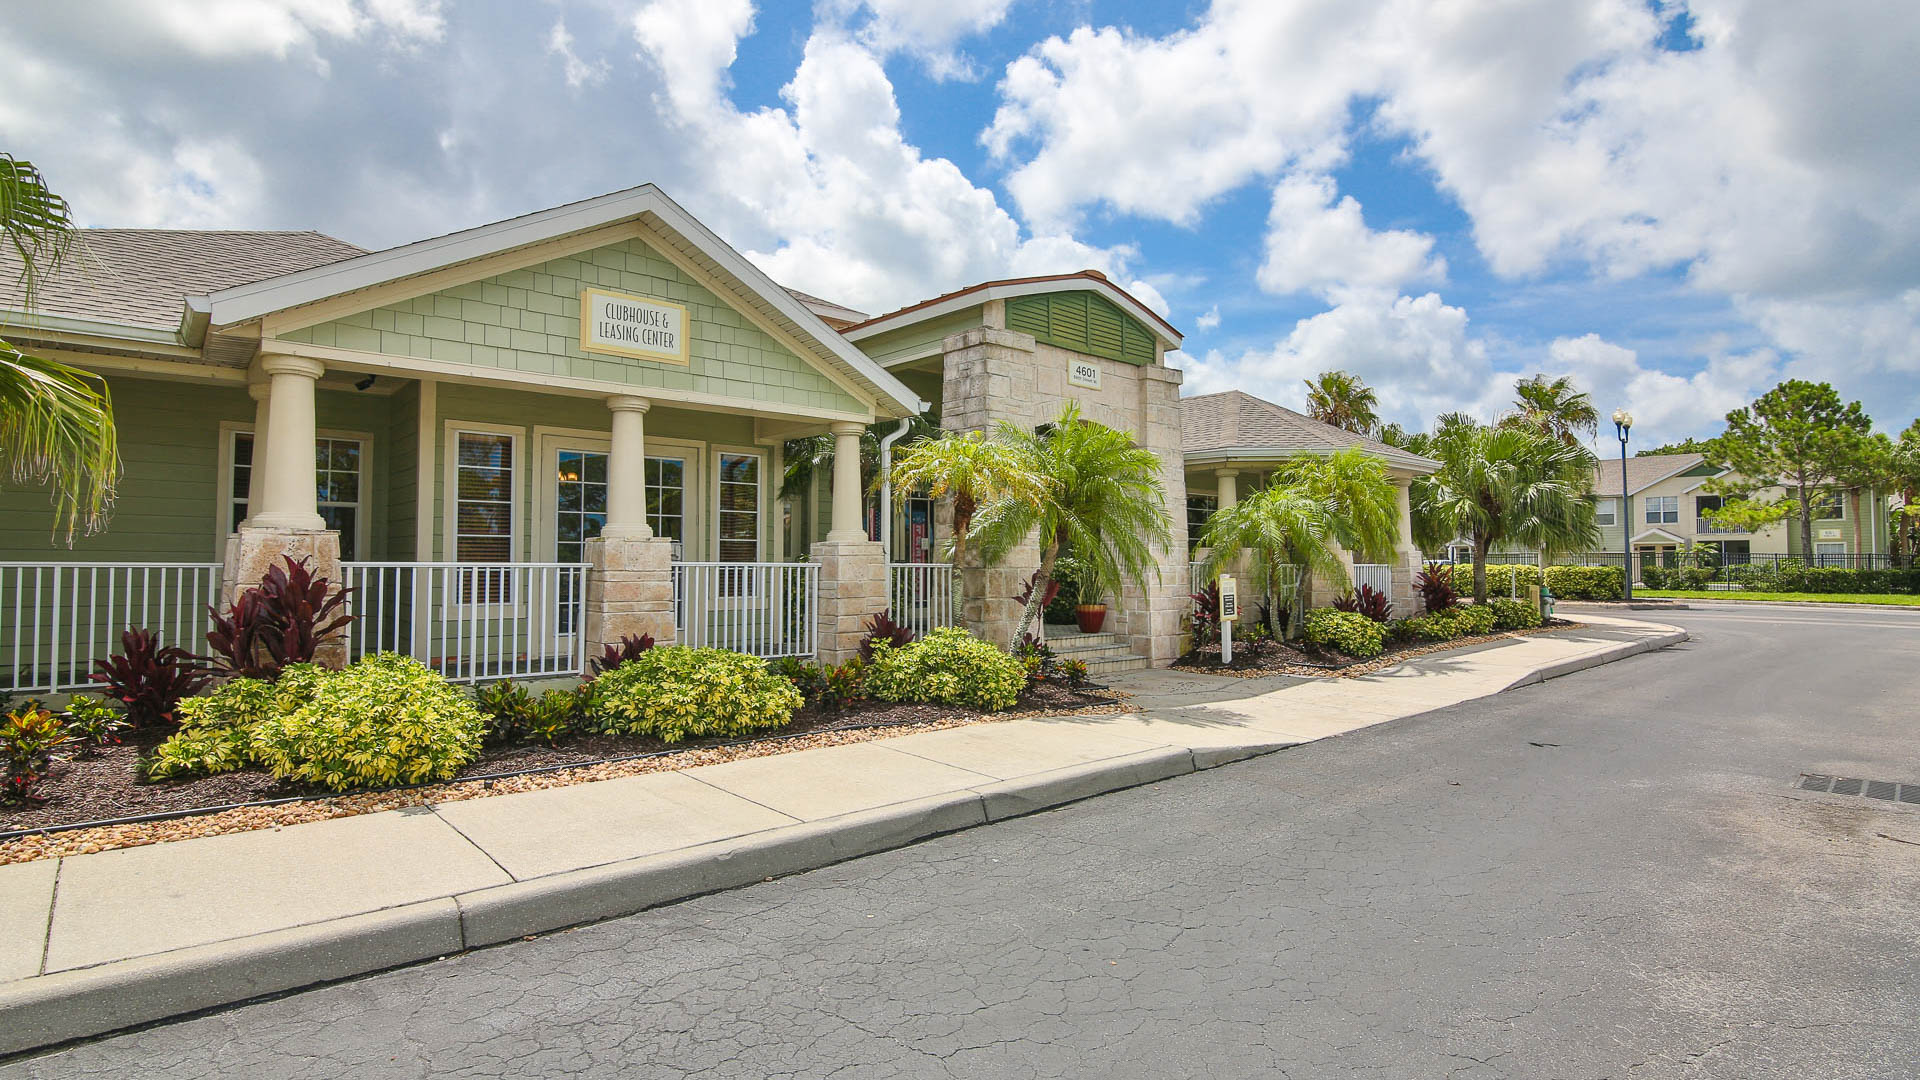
[9,604,1920,1079]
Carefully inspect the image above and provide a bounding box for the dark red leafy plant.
[857,612,915,662]
[205,556,354,679]
[1414,562,1458,613]
[589,633,655,676]
[1331,584,1395,623]
[91,628,212,728]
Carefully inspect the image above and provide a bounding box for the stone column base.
[221,526,346,668]
[584,536,677,658]
[812,539,887,666]
[1391,548,1426,616]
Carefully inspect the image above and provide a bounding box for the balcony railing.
[672,561,817,658]
[341,562,590,683]
[0,562,224,693]
[1352,563,1394,597]
[887,563,954,639]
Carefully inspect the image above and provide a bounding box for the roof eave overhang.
[0,308,191,353]
[200,185,925,418]
[1182,445,1441,475]
[844,275,1182,351]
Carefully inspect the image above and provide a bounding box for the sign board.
[1818,527,1842,540]
[580,287,691,365]
[1067,358,1102,389]
[1218,574,1238,622]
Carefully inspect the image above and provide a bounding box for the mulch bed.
[1170,619,1583,679]
[0,681,1125,863]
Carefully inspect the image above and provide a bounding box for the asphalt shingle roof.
[0,229,368,332]
[1590,452,1710,497]
[1181,390,1440,472]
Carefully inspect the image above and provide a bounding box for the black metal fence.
[1435,550,1915,593]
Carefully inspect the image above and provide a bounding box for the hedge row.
[1720,563,1920,594]
[1437,563,1624,601]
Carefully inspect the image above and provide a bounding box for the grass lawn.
[1635,589,1920,606]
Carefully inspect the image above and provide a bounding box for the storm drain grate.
[1798,774,1920,805]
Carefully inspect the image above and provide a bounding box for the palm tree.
[1412,421,1600,603]
[897,403,1171,645]
[779,414,939,503]
[1303,370,1380,436]
[1508,374,1599,448]
[2,153,117,541]
[1199,447,1401,632]
[1891,420,1920,564]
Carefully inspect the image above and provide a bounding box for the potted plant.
[1074,577,1108,634]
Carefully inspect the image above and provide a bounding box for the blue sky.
[2,0,1914,447]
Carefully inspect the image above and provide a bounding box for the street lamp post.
[1613,409,1633,601]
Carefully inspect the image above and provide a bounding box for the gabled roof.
[842,270,1181,348]
[1631,527,1689,545]
[784,288,868,329]
[1593,453,1717,498]
[199,185,924,417]
[0,229,364,334]
[1181,390,1440,473]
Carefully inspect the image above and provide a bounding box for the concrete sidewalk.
[0,614,1683,1056]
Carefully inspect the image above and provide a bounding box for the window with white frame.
[715,452,760,563]
[229,431,365,560]
[1810,491,1844,520]
[1814,541,1846,565]
[1594,498,1617,527]
[645,456,687,546]
[455,431,515,601]
[1644,495,1678,524]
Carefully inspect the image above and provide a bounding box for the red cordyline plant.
[857,612,914,662]
[91,628,211,728]
[205,556,354,679]
[1414,562,1458,613]
[590,633,655,676]
[1331,584,1395,623]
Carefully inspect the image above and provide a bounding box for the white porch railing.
[672,562,817,658]
[1353,563,1394,597]
[0,562,224,694]
[341,562,589,683]
[888,563,954,639]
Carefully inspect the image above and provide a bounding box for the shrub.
[1044,555,1087,624]
[769,656,826,702]
[588,647,802,742]
[91,628,211,728]
[63,696,129,751]
[1440,563,1543,597]
[1188,583,1222,649]
[1301,608,1387,659]
[251,654,486,791]
[143,668,325,782]
[857,612,914,662]
[1061,658,1090,689]
[1415,562,1458,612]
[820,658,867,711]
[1238,617,1273,643]
[1544,564,1624,601]
[2,704,71,804]
[1014,633,1059,683]
[205,556,354,678]
[590,633,655,676]
[475,679,536,745]
[866,627,1025,711]
[1405,603,1497,641]
[525,688,585,746]
[1332,584,1395,622]
[1489,597,1543,630]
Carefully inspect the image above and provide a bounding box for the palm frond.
[0,341,118,540]
[1,155,76,307]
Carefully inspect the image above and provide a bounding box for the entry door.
[550,444,608,642]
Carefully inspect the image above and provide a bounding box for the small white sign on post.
[1067,359,1102,389]
[580,287,691,365]
[1218,573,1237,664]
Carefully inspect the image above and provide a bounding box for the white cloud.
[1258,173,1443,302]
[629,4,1146,313]
[1195,305,1221,332]
[1542,333,1775,444]
[825,0,1017,79]
[547,19,608,90]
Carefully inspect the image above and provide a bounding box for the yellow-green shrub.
[144,666,325,781]
[866,627,1024,711]
[1301,608,1387,659]
[1406,603,1498,640]
[1489,597,1542,630]
[1543,564,1623,600]
[251,654,486,791]
[587,646,802,742]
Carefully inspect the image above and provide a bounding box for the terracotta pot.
[1075,604,1107,634]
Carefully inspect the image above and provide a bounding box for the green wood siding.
[854,306,983,366]
[278,236,865,414]
[1005,291,1156,366]
[386,382,420,560]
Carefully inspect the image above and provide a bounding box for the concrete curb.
[0,621,1686,1060]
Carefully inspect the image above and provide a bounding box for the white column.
[250,354,325,530]
[601,395,653,541]
[770,439,787,561]
[1217,469,1240,510]
[1395,479,1416,550]
[241,378,271,529]
[825,421,868,543]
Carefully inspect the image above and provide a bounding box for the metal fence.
[341,562,590,683]
[1630,551,1914,591]
[888,563,954,639]
[0,562,225,694]
[1352,563,1394,597]
[672,561,817,658]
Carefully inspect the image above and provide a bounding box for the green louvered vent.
[1006,291,1156,366]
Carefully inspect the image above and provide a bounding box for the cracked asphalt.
[8,604,1920,1078]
